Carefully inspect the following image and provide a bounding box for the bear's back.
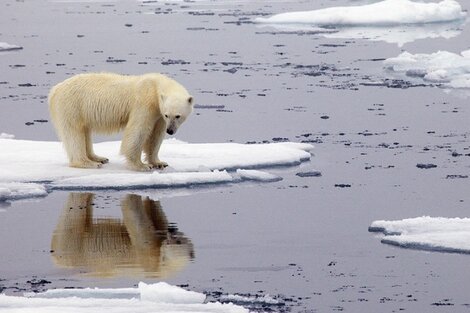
[49,73,138,133]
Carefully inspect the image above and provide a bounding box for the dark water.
[1,0,470,311]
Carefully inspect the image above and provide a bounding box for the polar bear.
[48,72,193,171]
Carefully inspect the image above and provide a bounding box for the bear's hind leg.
[85,129,109,164]
[61,127,102,169]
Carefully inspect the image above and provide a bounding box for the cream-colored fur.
[51,193,194,277]
[48,73,193,171]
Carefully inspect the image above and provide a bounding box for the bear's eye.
[164,114,169,118]
[175,115,181,119]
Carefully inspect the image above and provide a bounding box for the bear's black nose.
[167,129,174,135]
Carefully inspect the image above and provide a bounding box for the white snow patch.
[255,0,466,46]
[255,0,466,26]
[0,133,15,139]
[235,169,281,182]
[256,19,464,47]
[0,282,247,313]
[0,183,48,202]
[369,216,470,254]
[139,282,205,304]
[0,42,22,52]
[51,171,234,190]
[324,22,463,47]
[0,138,312,199]
[384,49,470,88]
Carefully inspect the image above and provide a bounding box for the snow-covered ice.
[0,182,48,202]
[0,138,313,200]
[51,171,235,190]
[235,169,281,182]
[384,50,470,88]
[0,282,248,313]
[255,0,466,46]
[0,133,15,139]
[262,21,464,47]
[0,42,22,52]
[324,22,464,47]
[255,0,466,26]
[369,216,470,254]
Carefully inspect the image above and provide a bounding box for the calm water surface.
[1,0,470,311]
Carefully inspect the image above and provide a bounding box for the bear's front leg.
[144,118,168,170]
[121,116,155,172]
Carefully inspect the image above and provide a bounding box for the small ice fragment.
[236,169,282,182]
[369,216,470,254]
[0,42,23,52]
[296,171,322,177]
[0,133,15,139]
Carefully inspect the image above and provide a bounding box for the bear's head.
[160,94,193,135]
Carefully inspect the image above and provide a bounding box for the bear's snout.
[167,129,175,135]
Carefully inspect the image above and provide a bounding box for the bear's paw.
[151,160,169,170]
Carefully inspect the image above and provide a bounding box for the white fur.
[48,72,193,171]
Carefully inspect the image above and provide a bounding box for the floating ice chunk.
[164,141,313,172]
[260,20,464,47]
[26,286,140,300]
[0,42,22,52]
[369,216,470,254]
[139,282,205,304]
[449,74,470,88]
[425,69,450,82]
[0,133,15,139]
[3,282,248,313]
[462,50,470,58]
[384,50,470,88]
[0,182,48,202]
[255,0,466,26]
[0,138,312,198]
[235,169,282,182]
[325,21,463,47]
[33,282,206,304]
[255,0,466,46]
[51,171,234,190]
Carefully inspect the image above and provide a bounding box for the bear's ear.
[188,96,194,105]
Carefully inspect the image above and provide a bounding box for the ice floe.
[0,133,15,139]
[0,282,248,313]
[0,138,312,200]
[51,171,234,190]
[0,42,22,52]
[234,169,281,182]
[0,182,48,202]
[384,50,470,88]
[256,0,466,26]
[325,22,464,47]
[255,0,466,46]
[369,216,470,254]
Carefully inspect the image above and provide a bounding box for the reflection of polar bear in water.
[51,193,194,277]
